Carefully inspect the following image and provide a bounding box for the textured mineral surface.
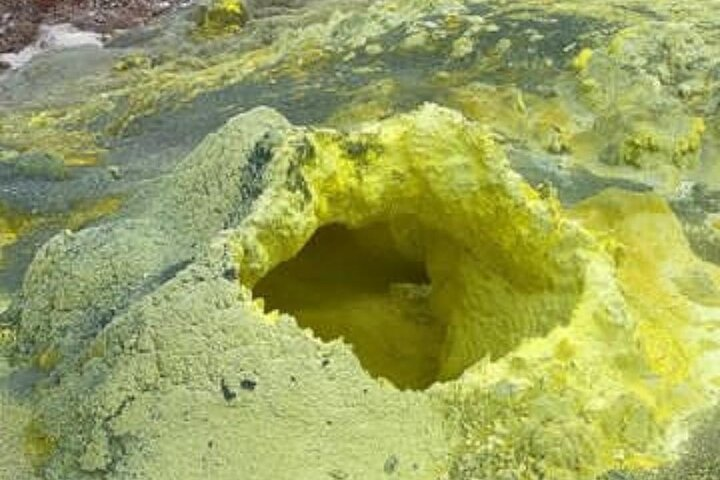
[2,0,720,479]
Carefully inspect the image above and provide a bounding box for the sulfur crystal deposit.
[2,1,720,479]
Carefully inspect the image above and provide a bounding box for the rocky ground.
[2,0,720,479]
[0,0,186,57]
[0,0,328,58]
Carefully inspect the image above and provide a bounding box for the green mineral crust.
[2,1,720,479]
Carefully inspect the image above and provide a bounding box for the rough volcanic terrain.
[0,0,186,56]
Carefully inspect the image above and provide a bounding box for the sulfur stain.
[0,197,122,308]
[0,110,107,167]
[194,0,248,38]
[0,204,36,267]
[23,420,57,472]
[65,197,123,232]
[0,196,121,252]
[35,346,62,371]
[572,47,594,72]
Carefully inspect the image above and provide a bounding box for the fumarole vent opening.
[240,107,585,391]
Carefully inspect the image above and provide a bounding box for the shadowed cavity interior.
[253,223,445,390]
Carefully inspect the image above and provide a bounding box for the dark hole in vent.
[253,223,447,389]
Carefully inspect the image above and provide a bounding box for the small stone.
[365,44,383,56]
[450,36,474,59]
[220,379,237,401]
[495,38,512,55]
[240,379,257,391]
[222,266,238,280]
[546,130,570,154]
[401,31,430,51]
[107,165,122,180]
[384,455,399,474]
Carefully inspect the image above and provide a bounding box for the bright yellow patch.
[572,48,594,72]
[194,0,248,38]
[0,204,35,267]
[66,197,122,232]
[0,110,106,167]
